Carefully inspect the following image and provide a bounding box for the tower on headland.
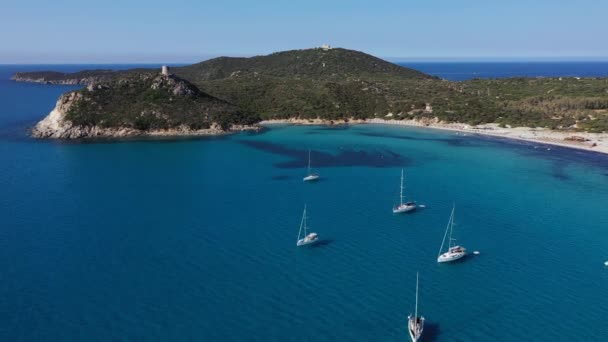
[424,103,433,113]
[320,44,332,51]
[161,65,171,76]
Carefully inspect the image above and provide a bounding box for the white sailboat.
[297,204,319,246]
[303,149,320,182]
[407,272,425,342]
[437,205,467,263]
[393,169,416,213]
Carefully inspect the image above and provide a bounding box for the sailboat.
[393,169,416,213]
[297,204,319,246]
[437,205,467,263]
[303,149,320,182]
[407,272,425,342]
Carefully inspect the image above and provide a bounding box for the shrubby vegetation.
[14,48,608,133]
[65,73,258,130]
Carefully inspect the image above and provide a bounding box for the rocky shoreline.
[33,100,608,151]
[32,92,260,139]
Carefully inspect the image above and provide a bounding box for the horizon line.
[3,56,608,65]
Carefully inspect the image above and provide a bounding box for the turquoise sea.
[1,64,608,341]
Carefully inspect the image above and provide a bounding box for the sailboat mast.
[303,205,308,236]
[437,208,454,257]
[298,205,306,240]
[400,169,404,205]
[415,272,419,320]
[307,150,311,173]
[448,206,455,248]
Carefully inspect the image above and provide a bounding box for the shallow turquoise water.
[1,66,608,341]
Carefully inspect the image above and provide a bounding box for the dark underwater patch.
[239,140,408,168]
[551,166,570,181]
[241,128,268,136]
[422,322,441,342]
[359,131,425,141]
[312,125,351,131]
[358,131,485,148]
[444,136,486,147]
[461,134,608,174]
[519,144,608,176]
[477,137,608,181]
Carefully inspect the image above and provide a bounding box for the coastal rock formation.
[32,91,149,138]
[32,71,259,139]
[33,92,85,138]
[32,90,258,139]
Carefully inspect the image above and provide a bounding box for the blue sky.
[1,0,607,63]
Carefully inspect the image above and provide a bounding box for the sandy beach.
[260,118,608,155]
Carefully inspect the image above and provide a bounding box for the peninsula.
[12,47,608,148]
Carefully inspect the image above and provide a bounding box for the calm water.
[1,64,608,341]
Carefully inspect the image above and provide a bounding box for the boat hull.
[393,204,416,213]
[407,315,424,342]
[303,174,320,182]
[437,251,466,263]
[297,236,319,246]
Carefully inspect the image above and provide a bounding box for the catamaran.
[393,169,416,213]
[303,149,320,182]
[407,272,424,342]
[437,205,467,263]
[297,204,319,246]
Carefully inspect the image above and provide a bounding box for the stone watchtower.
[161,65,170,76]
[424,103,433,113]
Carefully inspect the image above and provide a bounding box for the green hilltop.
[174,48,432,81]
[65,73,255,131]
[12,47,608,134]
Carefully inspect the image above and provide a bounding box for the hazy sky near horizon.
[1,0,608,63]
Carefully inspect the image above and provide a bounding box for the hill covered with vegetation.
[31,72,258,138]
[13,47,608,135]
[173,48,432,81]
[66,73,257,130]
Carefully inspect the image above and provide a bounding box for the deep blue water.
[1,64,608,341]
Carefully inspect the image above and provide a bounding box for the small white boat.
[407,272,425,342]
[303,150,320,182]
[604,260,608,267]
[296,204,319,246]
[303,174,319,182]
[393,169,416,213]
[437,205,467,263]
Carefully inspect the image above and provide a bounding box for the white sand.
[366,118,608,154]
